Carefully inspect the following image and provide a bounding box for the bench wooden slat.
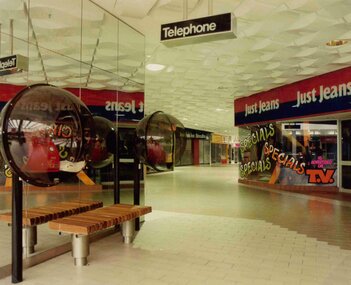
[48,204,152,235]
[0,200,103,226]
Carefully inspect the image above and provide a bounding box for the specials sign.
[161,13,237,46]
[0,54,29,76]
[234,66,351,126]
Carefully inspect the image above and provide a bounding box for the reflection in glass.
[0,84,94,187]
[342,166,351,189]
[136,111,186,172]
[342,120,351,161]
[89,116,116,169]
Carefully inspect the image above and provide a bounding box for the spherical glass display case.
[136,111,186,171]
[89,116,116,169]
[0,84,94,187]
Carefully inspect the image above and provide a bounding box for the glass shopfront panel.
[211,143,227,164]
[341,166,351,189]
[239,121,337,186]
[199,139,210,164]
[342,120,351,161]
[178,139,193,165]
[0,0,144,274]
[340,120,351,191]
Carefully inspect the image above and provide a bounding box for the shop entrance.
[340,120,351,192]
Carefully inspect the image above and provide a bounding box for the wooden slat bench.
[0,200,103,254]
[48,204,152,266]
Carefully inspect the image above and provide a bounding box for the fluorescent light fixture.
[146,63,165,71]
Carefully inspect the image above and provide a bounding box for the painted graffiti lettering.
[239,158,271,178]
[240,123,275,152]
[264,143,305,175]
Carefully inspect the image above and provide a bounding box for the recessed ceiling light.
[215,108,223,111]
[326,39,348,47]
[146,63,165,71]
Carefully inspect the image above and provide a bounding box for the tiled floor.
[2,164,351,284]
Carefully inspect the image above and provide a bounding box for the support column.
[22,226,37,255]
[133,156,140,231]
[122,220,135,244]
[12,173,23,283]
[71,234,89,266]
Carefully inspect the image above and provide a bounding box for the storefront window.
[239,121,337,186]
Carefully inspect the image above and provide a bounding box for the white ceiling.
[2,0,351,138]
[94,0,351,136]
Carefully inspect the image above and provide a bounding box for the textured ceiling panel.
[1,0,351,137]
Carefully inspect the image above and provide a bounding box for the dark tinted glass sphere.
[135,111,186,171]
[89,116,116,169]
[0,84,94,187]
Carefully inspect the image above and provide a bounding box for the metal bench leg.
[72,234,89,266]
[122,219,135,244]
[22,226,37,255]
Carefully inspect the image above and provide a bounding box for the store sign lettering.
[306,169,335,184]
[162,23,217,39]
[293,82,351,108]
[245,99,280,117]
[161,13,236,44]
[20,102,74,112]
[311,156,333,168]
[105,100,144,114]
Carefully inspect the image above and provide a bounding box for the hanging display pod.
[135,111,186,172]
[89,116,116,169]
[0,84,94,187]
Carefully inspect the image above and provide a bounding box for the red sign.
[234,66,351,126]
[0,84,144,122]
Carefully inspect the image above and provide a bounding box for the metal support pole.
[133,156,140,231]
[122,220,135,244]
[12,172,23,283]
[208,0,213,15]
[22,226,37,255]
[113,131,120,204]
[10,19,14,54]
[72,234,89,266]
[183,0,188,20]
[0,23,2,57]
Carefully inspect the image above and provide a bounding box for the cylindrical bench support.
[22,226,37,255]
[72,234,89,266]
[122,219,135,244]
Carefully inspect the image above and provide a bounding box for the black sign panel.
[0,54,28,76]
[0,55,17,71]
[161,13,236,45]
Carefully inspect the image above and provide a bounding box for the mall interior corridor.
[2,165,351,284]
